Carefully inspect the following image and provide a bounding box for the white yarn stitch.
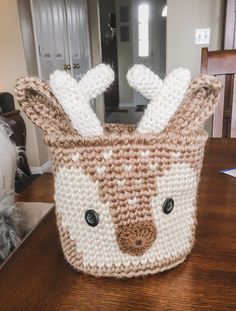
[126,64,163,100]
[55,164,197,269]
[103,149,113,160]
[49,64,115,137]
[127,66,191,134]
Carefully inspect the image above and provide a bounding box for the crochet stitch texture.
[14,64,222,278]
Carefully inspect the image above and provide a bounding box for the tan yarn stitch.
[48,129,205,259]
[15,77,73,134]
[14,72,222,278]
[56,211,192,278]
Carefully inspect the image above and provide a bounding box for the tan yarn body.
[15,73,222,278]
[50,125,205,277]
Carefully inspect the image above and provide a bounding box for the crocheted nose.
[116,221,157,256]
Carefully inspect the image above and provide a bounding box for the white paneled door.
[31,0,91,81]
[66,0,91,80]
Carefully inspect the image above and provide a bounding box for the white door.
[31,0,91,81]
[66,0,91,80]
[31,0,70,80]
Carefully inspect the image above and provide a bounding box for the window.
[138,4,149,57]
[162,5,167,17]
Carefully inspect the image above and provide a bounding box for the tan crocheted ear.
[164,75,223,135]
[14,77,72,134]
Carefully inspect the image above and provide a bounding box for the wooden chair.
[201,48,236,137]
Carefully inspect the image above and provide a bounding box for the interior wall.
[150,0,166,79]
[0,0,41,167]
[17,0,38,76]
[18,0,49,166]
[167,0,225,135]
[87,0,104,122]
[116,0,133,106]
[167,0,224,76]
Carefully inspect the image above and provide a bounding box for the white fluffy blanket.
[0,119,17,191]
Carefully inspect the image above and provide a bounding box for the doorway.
[99,0,167,123]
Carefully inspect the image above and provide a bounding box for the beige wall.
[116,0,133,106]
[0,0,45,167]
[167,0,224,76]
[87,0,104,122]
[18,0,49,166]
[17,0,38,76]
[0,0,27,92]
[167,0,224,135]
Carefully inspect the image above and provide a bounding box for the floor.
[15,174,41,193]
[17,173,54,203]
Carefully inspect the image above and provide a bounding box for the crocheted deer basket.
[15,64,222,278]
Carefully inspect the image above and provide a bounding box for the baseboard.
[30,160,51,175]
[119,102,135,108]
[41,160,51,173]
[29,167,42,175]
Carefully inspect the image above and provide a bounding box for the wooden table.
[0,139,236,311]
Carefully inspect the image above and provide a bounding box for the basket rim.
[44,123,208,149]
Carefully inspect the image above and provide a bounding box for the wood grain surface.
[0,139,236,311]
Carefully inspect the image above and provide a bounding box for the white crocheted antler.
[49,64,115,137]
[127,65,191,134]
[127,64,163,100]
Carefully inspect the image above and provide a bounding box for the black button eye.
[85,210,99,227]
[162,198,174,214]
